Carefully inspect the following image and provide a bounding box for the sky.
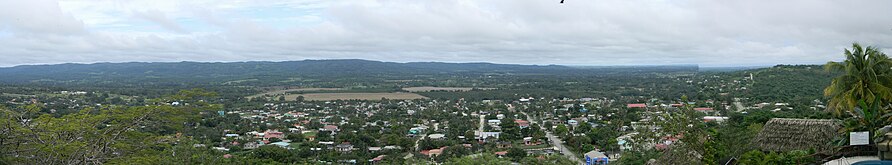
[0,0,891,67]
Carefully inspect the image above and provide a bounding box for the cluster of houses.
[208,100,465,163]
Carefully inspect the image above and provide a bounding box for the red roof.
[694,108,714,111]
[323,125,339,131]
[514,119,529,126]
[495,151,508,156]
[372,155,386,161]
[627,104,647,108]
[420,147,447,156]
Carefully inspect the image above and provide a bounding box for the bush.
[738,150,814,165]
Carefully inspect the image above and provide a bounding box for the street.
[521,111,584,164]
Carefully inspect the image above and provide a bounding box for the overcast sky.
[1,0,890,67]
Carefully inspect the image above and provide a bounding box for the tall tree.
[824,43,892,115]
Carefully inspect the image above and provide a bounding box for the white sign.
[850,131,870,145]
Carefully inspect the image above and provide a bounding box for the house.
[693,107,714,113]
[263,130,284,140]
[475,131,500,140]
[753,118,841,152]
[224,134,239,138]
[488,119,502,129]
[408,126,427,136]
[244,142,260,149]
[584,150,609,165]
[336,142,354,152]
[319,141,335,149]
[515,119,530,129]
[370,155,386,164]
[494,151,508,157]
[627,103,647,109]
[288,128,301,133]
[212,147,228,151]
[421,147,447,157]
[497,141,512,148]
[703,116,729,122]
[523,137,534,145]
[368,147,382,152]
[428,134,446,140]
[322,125,339,132]
[270,141,291,149]
[568,120,579,127]
[383,145,403,150]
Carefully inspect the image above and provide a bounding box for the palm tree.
[824,43,892,115]
[842,98,892,140]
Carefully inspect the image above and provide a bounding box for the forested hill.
[701,65,835,107]
[0,59,697,86]
[746,65,836,103]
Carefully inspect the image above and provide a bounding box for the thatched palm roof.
[651,147,702,165]
[753,118,842,152]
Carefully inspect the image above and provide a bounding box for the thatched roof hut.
[753,118,842,152]
[651,147,702,165]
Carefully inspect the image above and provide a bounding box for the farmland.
[284,92,428,101]
[402,86,495,92]
[246,88,344,98]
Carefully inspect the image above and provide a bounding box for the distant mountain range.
[0,59,699,85]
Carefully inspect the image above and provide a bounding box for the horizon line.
[0,58,815,68]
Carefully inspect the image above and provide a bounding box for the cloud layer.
[0,0,890,67]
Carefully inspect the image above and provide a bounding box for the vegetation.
[0,89,219,164]
[824,43,892,115]
[0,53,881,164]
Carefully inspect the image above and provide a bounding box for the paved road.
[521,111,584,164]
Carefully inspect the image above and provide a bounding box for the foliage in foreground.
[0,89,219,164]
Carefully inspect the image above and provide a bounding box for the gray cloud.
[0,0,891,67]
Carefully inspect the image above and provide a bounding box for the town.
[1,1,889,164]
[1,62,849,164]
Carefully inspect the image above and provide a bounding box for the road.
[521,111,584,164]
[478,114,485,133]
[414,133,426,151]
